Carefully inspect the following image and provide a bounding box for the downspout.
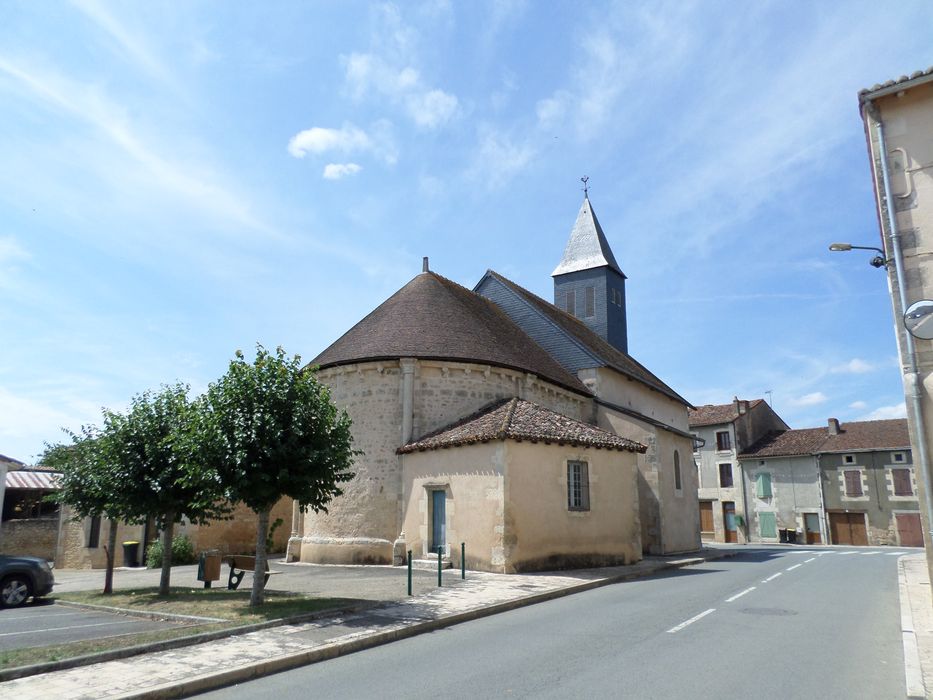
[816,453,828,545]
[868,103,933,543]
[738,458,751,544]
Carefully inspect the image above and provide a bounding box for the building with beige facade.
[293,196,700,573]
[859,68,933,570]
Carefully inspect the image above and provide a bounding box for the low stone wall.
[0,517,59,560]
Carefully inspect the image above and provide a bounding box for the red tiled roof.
[398,398,646,454]
[311,271,591,397]
[688,400,764,428]
[739,418,910,458]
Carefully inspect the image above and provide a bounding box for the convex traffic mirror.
[904,300,933,339]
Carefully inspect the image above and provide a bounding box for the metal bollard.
[461,542,465,579]
[407,549,413,596]
[437,546,443,587]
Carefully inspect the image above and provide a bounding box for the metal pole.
[407,549,412,596]
[461,542,465,579]
[437,546,442,587]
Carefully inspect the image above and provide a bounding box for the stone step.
[410,557,453,571]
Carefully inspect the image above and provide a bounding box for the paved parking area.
[0,601,186,651]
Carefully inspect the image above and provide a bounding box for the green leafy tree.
[204,345,356,606]
[42,434,121,594]
[46,384,231,595]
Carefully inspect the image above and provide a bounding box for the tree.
[42,433,121,594]
[204,345,356,606]
[45,384,231,595]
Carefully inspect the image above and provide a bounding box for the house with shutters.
[689,399,790,543]
[293,194,700,573]
[738,418,921,547]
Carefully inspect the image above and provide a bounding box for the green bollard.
[437,546,443,587]
[461,542,465,579]
[407,549,413,596]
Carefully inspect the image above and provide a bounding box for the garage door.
[829,512,868,546]
[896,513,924,547]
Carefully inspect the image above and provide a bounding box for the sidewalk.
[2,550,730,699]
[899,553,933,699]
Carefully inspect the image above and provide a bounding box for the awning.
[4,470,60,490]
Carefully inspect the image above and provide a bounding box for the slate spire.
[552,194,628,353]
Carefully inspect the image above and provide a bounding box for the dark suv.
[0,555,55,607]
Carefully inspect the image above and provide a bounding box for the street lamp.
[828,242,889,268]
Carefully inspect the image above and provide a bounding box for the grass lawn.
[0,587,361,672]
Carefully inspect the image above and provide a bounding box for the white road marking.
[786,563,802,571]
[861,551,880,556]
[762,572,783,583]
[805,558,816,563]
[838,551,857,555]
[725,587,756,603]
[667,608,716,633]
[0,619,142,637]
[2,611,91,621]
[888,552,908,556]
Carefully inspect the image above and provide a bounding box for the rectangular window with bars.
[844,469,863,497]
[893,468,913,496]
[567,461,590,511]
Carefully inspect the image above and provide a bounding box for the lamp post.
[828,242,889,269]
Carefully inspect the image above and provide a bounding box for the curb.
[898,555,927,699]
[115,551,734,699]
[54,599,227,624]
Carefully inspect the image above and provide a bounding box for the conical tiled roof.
[311,271,591,397]
[551,196,624,277]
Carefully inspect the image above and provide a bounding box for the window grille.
[567,461,590,511]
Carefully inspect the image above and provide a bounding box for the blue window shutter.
[757,473,772,498]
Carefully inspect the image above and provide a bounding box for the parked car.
[0,555,55,607]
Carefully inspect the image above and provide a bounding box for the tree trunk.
[103,518,118,594]
[250,507,270,607]
[158,512,175,596]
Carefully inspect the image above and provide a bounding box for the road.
[196,547,909,699]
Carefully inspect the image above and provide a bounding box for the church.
[291,195,699,573]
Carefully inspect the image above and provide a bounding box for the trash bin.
[122,540,140,568]
[197,551,222,588]
[786,528,798,544]
[778,528,788,543]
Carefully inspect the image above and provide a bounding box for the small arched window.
[674,450,682,492]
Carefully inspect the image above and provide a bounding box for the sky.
[3,0,933,464]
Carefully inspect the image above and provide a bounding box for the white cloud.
[849,400,868,410]
[832,358,874,374]
[322,163,362,180]
[859,402,908,421]
[0,236,29,265]
[287,124,371,158]
[408,89,458,128]
[791,391,828,407]
[467,127,535,189]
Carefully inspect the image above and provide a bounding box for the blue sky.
[3,1,933,463]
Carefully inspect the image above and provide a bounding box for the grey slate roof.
[479,270,690,407]
[739,419,910,458]
[551,197,624,277]
[310,271,591,397]
[859,66,933,100]
[398,397,646,454]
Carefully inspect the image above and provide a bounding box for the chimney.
[422,257,430,273]
[827,418,840,435]
[733,397,748,415]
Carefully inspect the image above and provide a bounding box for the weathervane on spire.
[581,175,589,198]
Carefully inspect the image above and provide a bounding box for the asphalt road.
[0,601,184,651]
[196,547,909,700]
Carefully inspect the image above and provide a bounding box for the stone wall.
[302,359,592,565]
[0,517,59,560]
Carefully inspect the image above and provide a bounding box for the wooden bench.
[221,555,273,590]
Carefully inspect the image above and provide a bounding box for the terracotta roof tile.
[311,271,591,397]
[739,418,910,458]
[398,398,646,454]
[689,400,764,428]
[859,66,933,97]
